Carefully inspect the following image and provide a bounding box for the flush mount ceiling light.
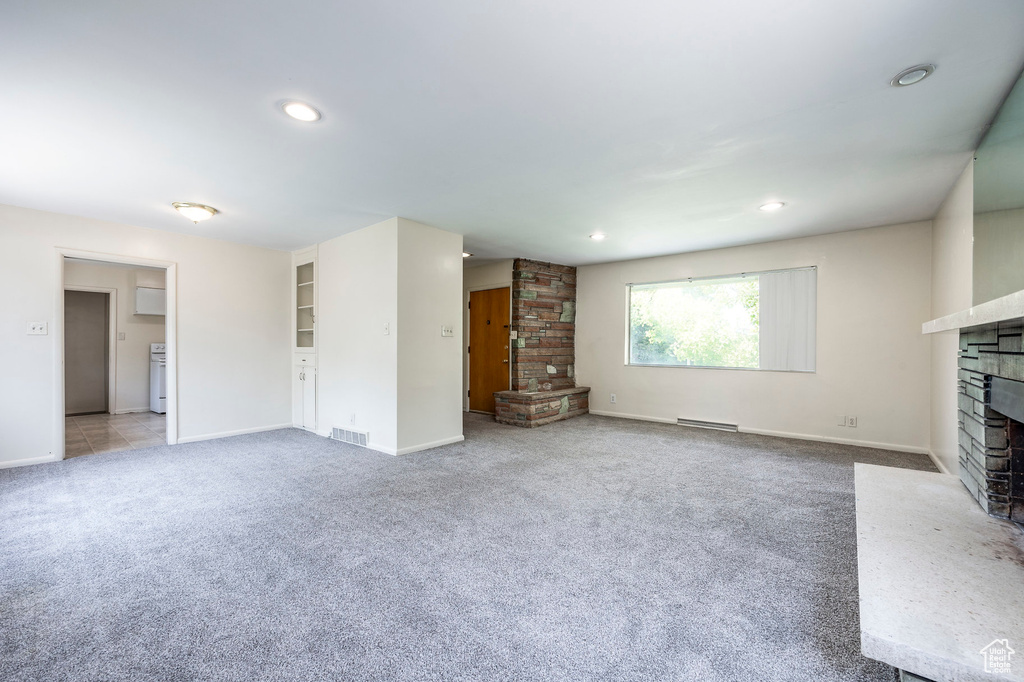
[758,201,786,212]
[281,100,322,122]
[172,202,218,223]
[590,233,607,241]
[462,252,473,258]
[890,64,935,87]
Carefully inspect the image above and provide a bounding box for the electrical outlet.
[837,415,847,427]
[350,413,356,425]
[847,416,858,428]
[27,321,47,335]
[610,393,617,404]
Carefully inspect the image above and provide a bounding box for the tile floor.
[65,412,167,458]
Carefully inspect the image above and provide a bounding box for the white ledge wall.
[929,162,974,474]
[0,204,292,467]
[316,218,464,455]
[575,222,933,453]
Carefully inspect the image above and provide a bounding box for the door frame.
[465,284,512,413]
[63,285,117,415]
[55,248,179,458]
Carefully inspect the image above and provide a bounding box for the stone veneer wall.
[958,323,1024,521]
[511,259,577,391]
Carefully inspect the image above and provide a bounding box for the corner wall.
[0,204,292,467]
[396,218,464,453]
[316,217,464,455]
[575,222,934,453]
[930,162,975,473]
[317,219,400,453]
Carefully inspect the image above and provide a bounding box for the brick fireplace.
[958,323,1024,522]
[493,258,590,427]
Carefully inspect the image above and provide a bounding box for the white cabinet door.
[292,366,305,427]
[302,367,316,432]
[293,365,317,431]
[135,287,166,315]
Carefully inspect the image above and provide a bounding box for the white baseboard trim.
[0,454,61,470]
[395,435,465,456]
[113,407,153,415]
[361,435,467,456]
[927,451,952,475]
[176,423,293,444]
[739,428,930,455]
[588,409,677,425]
[588,410,929,455]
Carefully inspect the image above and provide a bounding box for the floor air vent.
[331,427,369,447]
[677,418,738,432]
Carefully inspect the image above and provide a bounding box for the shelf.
[297,328,314,332]
[297,305,314,309]
[297,281,314,287]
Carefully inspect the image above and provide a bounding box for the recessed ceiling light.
[281,100,322,122]
[462,252,473,258]
[590,233,607,241]
[758,202,785,212]
[890,64,935,87]
[172,202,218,223]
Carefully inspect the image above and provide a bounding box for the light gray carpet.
[0,413,934,681]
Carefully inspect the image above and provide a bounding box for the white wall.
[317,218,399,453]
[973,206,1024,305]
[64,261,166,413]
[0,204,292,467]
[316,217,464,455]
[930,163,974,474]
[576,222,934,453]
[396,218,464,453]
[462,259,514,410]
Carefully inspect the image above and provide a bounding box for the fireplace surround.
[958,323,1024,522]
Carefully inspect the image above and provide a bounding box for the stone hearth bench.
[855,464,1024,682]
[493,386,590,427]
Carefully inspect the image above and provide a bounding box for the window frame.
[624,266,817,373]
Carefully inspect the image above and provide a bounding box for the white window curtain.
[758,268,816,371]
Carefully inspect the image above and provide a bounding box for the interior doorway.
[64,290,111,415]
[468,287,511,413]
[57,249,178,459]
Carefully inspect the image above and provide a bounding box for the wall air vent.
[331,427,369,447]
[677,418,738,432]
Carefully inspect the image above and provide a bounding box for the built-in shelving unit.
[293,247,317,433]
[296,261,314,348]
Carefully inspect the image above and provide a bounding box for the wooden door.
[469,287,511,412]
[65,290,109,415]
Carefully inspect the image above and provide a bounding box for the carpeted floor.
[0,413,935,681]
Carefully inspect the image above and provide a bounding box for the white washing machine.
[150,343,166,414]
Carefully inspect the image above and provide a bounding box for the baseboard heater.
[331,427,369,447]
[677,418,738,432]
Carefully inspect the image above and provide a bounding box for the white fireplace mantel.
[924,289,1024,334]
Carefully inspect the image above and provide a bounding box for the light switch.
[383,322,390,336]
[118,332,126,341]
[510,330,518,340]
[27,322,47,335]
[441,325,454,337]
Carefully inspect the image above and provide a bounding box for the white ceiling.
[3,1,1024,265]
